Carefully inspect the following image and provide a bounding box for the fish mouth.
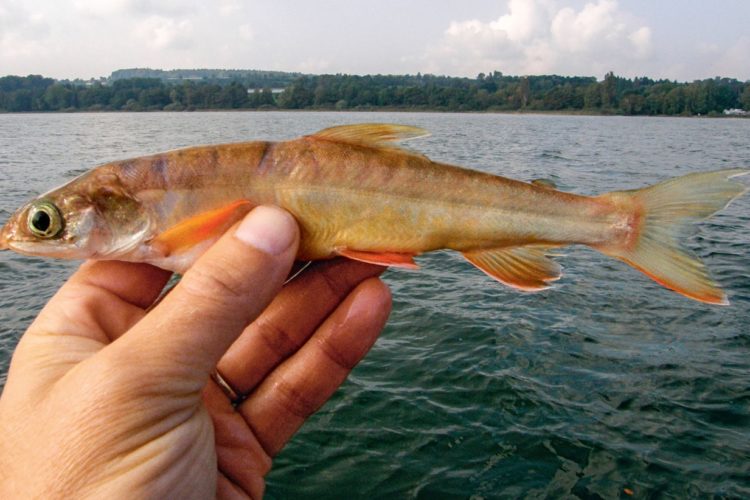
[0,227,8,250]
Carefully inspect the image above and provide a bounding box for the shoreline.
[1,108,748,118]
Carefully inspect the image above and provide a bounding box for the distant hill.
[109,68,303,89]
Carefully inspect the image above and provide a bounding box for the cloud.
[0,1,51,40]
[238,23,254,42]
[127,0,198,17]
[135,16,195,50]
[425,0,653,78]
[628,27,652,59]
[703,35,750,80]
[1,0,260,78]
[490,0,548,43]
[0,1,52,61]
[72,0,130,17]
[218,0,244,16]
[73,0,196,18]
[74,0,202,53]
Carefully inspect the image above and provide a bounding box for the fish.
[0,123,747,304]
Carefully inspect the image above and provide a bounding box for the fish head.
[0,168,151,260]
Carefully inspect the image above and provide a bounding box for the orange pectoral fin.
[152,200,254,256]
[336,249,420,269]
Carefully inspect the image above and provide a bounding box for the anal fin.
[463,245,562,291]
[152,200,253,256]
[336,248,419,269]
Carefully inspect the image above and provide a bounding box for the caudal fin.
[597,169,748,305]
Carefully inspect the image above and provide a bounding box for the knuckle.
[317,265,349,298]
[315,335,358,370]
[253,318,300,360]
[274,377,321,419]
[180,256,252,304]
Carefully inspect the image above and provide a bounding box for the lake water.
[1,111,749,498]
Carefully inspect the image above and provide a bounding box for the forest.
[108,68,301,88]
[1,71,748,116]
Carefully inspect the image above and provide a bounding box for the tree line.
[109,68,301,88]
[1,71,749,115]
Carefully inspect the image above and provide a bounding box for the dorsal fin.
[310,123,430,147]
[531,178,557,189]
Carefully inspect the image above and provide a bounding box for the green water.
[1,112,749,498]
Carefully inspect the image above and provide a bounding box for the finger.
[36,260,169,346]
[239,278,391,456]
[7,261,172,398]
[204,383,269,499]
[117,206,299,380]
[72,260,172,310]
[217,259,385,395]
[27,261,172,344]
[217,473,253,500]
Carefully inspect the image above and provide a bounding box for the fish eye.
[27,200,64,238]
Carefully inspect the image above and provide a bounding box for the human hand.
[0,206,391,499]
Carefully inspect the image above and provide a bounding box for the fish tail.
[594,169,748,305]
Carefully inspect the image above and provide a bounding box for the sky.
[1,0,749,82]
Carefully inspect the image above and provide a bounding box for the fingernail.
[234,206,297,255]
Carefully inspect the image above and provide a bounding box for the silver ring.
[211,369,244,406]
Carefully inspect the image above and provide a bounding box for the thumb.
[116,205,299,380]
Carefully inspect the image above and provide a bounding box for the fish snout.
[0,223,11,250]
